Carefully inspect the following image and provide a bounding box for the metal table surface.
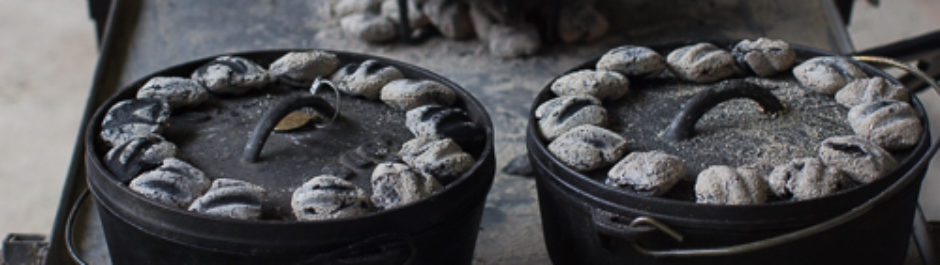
[44,0,931,264]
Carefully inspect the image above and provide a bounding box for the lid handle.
[662,79,787,141]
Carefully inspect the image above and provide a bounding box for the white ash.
[188,178,266,220]
[370,162,442,209]
[731,38,796,77]
[606,151,685,196]
[557,1,608,44]
[399,137,475,182]
[190,56,270,95]
[333,0,381,18]
[768,157,845,201]
[380,79,456,110]
[792,56,868,95]
[291,175,371,221]
[269,51,341,87]
[422,0,474,39]
[485,23,541,58]
[547,124,628,172]
[136,76,209,108]
[694,165,769,205]
[834,77,909,108]
[550,69,629,101]
[848,100,922,150]
[331,59,404,99]
[596,45,665,77]
[105,133,178,181]
[819,135,897,184]
[381,0,429,28]
[340,13,399,43]
[534,95,607,140]
[100,98,171,146]
[666,43,736,83]
[129,158,211,208]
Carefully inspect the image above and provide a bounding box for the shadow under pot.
[527,39,938,265]
[84,50,495,265]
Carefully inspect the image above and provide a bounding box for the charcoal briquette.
[340,13,399,43]
[188,178,266,220]
[129,158,211,208]
[606,151,686,196]
[380,79,456,110]
[731,38,796,77]
[399,137,475,183]
[768,157,845,201]
[104,134,178,182]
[793,56,868,95]
[100,98,171,146]
[666,43,736,83]
[405,105,484,149]
[694,165,769,205]
[550,69,629,101]
[534,95,606,140]
[136,76,209,108]
[547,124,628,172]
[834,77,909,108]
[819,135,897,183]
[331,59,404,99]
[269,51,341,88]
[370,162,441,209]
[848,100,922,150]
[596,45,665,77]
[291,175,371,221]
[191,56,270,95]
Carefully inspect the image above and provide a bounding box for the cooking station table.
[33,0,936,264]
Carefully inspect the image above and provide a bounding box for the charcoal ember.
[422,0,474,39]
[331,59,404,99]
[535,95,606,140]
[333,0,381,17]
[596,45,666,77]
[768,157,845,201]
[129,158,210,208]
[380,79,456,110]
[848,100,922,150]
[381,0,429,28]
[557,1,608,44]
[269,51,341,87]
[793,56,868,95]
[550,70,629,101]
[188,179,266,220]
[291,175,371,221]
[834,77,909,108]
[370,162,442,209]
[606,151,686,196]
[340,13,399,43]
[405,105,485,149]
[136,77,209,108]
[694,165,769,205]
[320,163,357,179]
[100,98,171,146]
[547,124,628,172]
[191,56,270,95]
[399,137,475,183]
[731,38,796,77]
[105,134,177,182]
[819,135,897,183]
[666,43,736,83]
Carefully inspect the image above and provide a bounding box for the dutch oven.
[80,50,495,265]
[527,40,939,265]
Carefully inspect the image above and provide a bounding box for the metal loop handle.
[662,79,788,141]
[309,78,341,129]
[65,189,91,265]
[242,94,338,163]
[613,55,940,258]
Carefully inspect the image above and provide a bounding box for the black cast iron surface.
[47,0,936,264]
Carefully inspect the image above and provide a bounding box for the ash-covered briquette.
[188,178,266,220]
[105,134,177,182]
[731,38,796,77]
[333,0,381,18]
[399,137,475,183]
[268,51,341,88]
[190,56,270,95]
[467,0,541,58]
[405,105,485,149]
[331,59,404,99]
[291,175,371,221]
[129,158,210,208]
[381,0,429,29]
[340,13,399,43]
[534,95,606,140]
[557,0,608,44]
[136,77,209,108]
[792,56,868,95]
[819,135,897,184]
[370,162,442,209]
[547,124,627,172]
[834,77,909,108]
[422,0,474,39]
[768,157,845,201]
[380,79,456,110]
[694,165,769,205]
[848,100,922,150]
[666,43,736,83]
[550,70,629,101]
[100,98,171,147]
[606,151,685,196]
[596,45,665,77]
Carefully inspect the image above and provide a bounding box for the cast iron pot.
[83,50,495,265]
[527,41,939,265]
